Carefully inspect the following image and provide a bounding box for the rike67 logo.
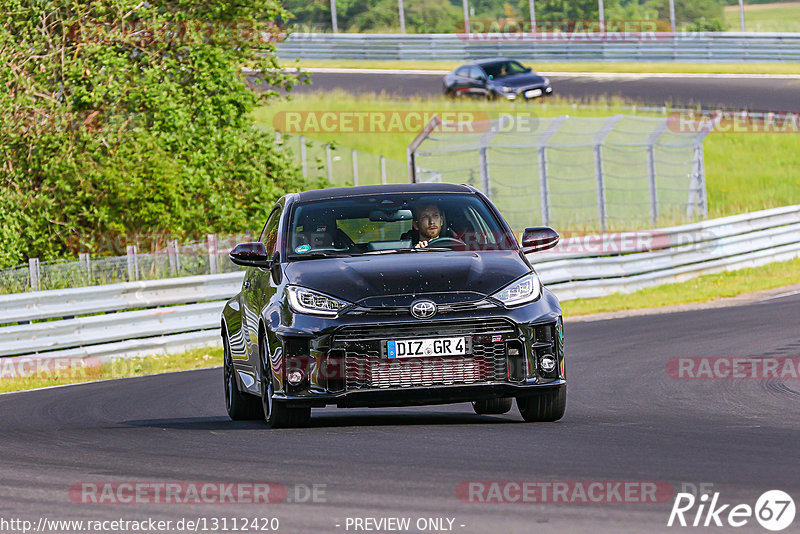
[668,490,795,531]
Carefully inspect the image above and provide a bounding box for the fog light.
[287,370,304,385]
[540,354,557,373]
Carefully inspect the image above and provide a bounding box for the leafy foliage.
[0,0,314,267]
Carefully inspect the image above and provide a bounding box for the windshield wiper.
[363,247,451,255]
[288,251,352,260]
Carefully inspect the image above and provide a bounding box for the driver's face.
[413,205,442,241]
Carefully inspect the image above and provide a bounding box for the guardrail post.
[29,258,40,291]
[275,131,282,151]
[300,135,307,177]
[126,246,139,281]
[79,252,92,281]
[207,234,219,275]
[380,155,387,184]
[326,144,333,183]
[352,149,359,186]
[168,240,180,275]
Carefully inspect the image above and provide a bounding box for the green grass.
[724,2,800,32]
[561,257,800,316]
[285,59,800,75]
[254,92,800,227]
[0,346,222,393]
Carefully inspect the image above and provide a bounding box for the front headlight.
[490,273,541,307]
[286,286,350,317]
[499,86,515,93]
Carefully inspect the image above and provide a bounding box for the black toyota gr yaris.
[222,183,565,427]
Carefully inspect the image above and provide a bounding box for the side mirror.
[230,242,272,267]
[521,227,559,254]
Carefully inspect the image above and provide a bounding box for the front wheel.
[223,332,263,420]
[517,386,566,422]
[260,334,311,428]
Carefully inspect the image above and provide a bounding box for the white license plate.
[525,88,543,98]
[385,337,471,359]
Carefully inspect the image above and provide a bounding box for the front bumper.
[269,293,565,408]
[502,85,553,100]
[277,380,565,408]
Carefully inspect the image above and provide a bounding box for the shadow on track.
[123,411,522,430]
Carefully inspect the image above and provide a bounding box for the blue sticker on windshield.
[295,244,311,254]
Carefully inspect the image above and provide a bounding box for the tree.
[0,0,313,267]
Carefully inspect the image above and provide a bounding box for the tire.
[472,397,513,415]
[517,386,566,422]
[223,332,263,420]
[259,333,311,429]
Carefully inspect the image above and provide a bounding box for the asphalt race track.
[2,292,799,533]
[294,71,800,111]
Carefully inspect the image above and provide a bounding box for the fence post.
[126,245,139,281]
[646,145,659,225]
[352,149,358,186]
[593,145,607,232]
[537,147,550,226]
[478,147,491,199]
[592,115,624,233]
[326,144,333,183]
[168,240,180,275]
[29,258,40,291]
[208,234,219,275]
[300,135,307,177]
[380,155,387,184]
[534,116,566,226]
[275,131,282,151]
[645,122,668,225]
[79,252,92,281]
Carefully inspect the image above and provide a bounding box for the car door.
[463,66,488,97]
[450,66,471,95]
[240,202,282,371]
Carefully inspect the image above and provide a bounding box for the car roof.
[295,183,474,202]
[468,58,517,67]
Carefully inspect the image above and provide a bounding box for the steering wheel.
[427,236,467,248]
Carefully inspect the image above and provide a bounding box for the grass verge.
[561,257,800,317]
[0,346,222,394]
[284,59,800,75]
[724,2,800,33]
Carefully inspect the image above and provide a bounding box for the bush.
[0,0,315,267]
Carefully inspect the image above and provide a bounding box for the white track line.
[299,67,800,79]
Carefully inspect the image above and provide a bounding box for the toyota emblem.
[410,300,437,319]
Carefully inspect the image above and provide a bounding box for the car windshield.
[482,60,528,79]
[286,192,516,259]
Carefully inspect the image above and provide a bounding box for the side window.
[469,67,485,80]
[455,67,470,77]
[259,206,282,254]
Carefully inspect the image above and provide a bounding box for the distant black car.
[222,183,565,427]
[443,58,552,100]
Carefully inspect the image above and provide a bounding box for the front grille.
[331,319,515,390]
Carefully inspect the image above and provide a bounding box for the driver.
[409,202,443,248]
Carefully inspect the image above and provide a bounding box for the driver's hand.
[415,240,428,249]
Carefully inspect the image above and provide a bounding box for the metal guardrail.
[1,205,798,375]
[277,32,800,62]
